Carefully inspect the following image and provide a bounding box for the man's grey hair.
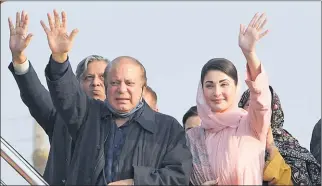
[76,55,110,81]
[104,56,147,87]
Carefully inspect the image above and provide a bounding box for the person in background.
[182,106,201,131]
[239,86,321,185]
[262,127,292,185]
[143,86,159,111]
[41,9,192,185]
[310,119,321,164]
[7,11,109,185]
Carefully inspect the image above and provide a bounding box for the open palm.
[239,13,269,53]
[40,10,78,54]
[9,11,33,55]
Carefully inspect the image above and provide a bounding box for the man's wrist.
[12,52,27,64]
[51,53,68,63]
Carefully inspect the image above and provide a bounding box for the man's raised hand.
[40,9,79,62]
[9,11,33,64]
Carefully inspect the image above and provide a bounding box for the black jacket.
[45,56,193,185]
[9,62,73,185]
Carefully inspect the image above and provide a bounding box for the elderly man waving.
[41,9,192,185]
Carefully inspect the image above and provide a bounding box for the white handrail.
[0,136,49,185]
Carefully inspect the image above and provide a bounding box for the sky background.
[1,1,321,184]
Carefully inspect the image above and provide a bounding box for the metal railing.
[0,136,49,185]
[0,179,7,186]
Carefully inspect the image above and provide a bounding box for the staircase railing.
[1,179,7,186]
[0,136,49,185]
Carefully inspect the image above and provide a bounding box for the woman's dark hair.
[201,58,238,86]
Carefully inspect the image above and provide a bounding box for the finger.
[258,18,267,31]
[16,11,20,28]
[255,13,266,29]
[22,12,29,30]
[259,30,269,40]
[203,180,218,185]
[40,20,50,34]
[25,33,33,46]
[8,17,14,35]
[239,24,243,35]
[20,10,25,28]
[239,24,246,35]
[61,11,67,29]
[69,28,79,42]
[248,12,259,28]
[107,182,117,185]
[53,9,61,28]
[47,13,54,31]
[207,180,218,185]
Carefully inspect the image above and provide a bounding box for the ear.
[142,84,147,93]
